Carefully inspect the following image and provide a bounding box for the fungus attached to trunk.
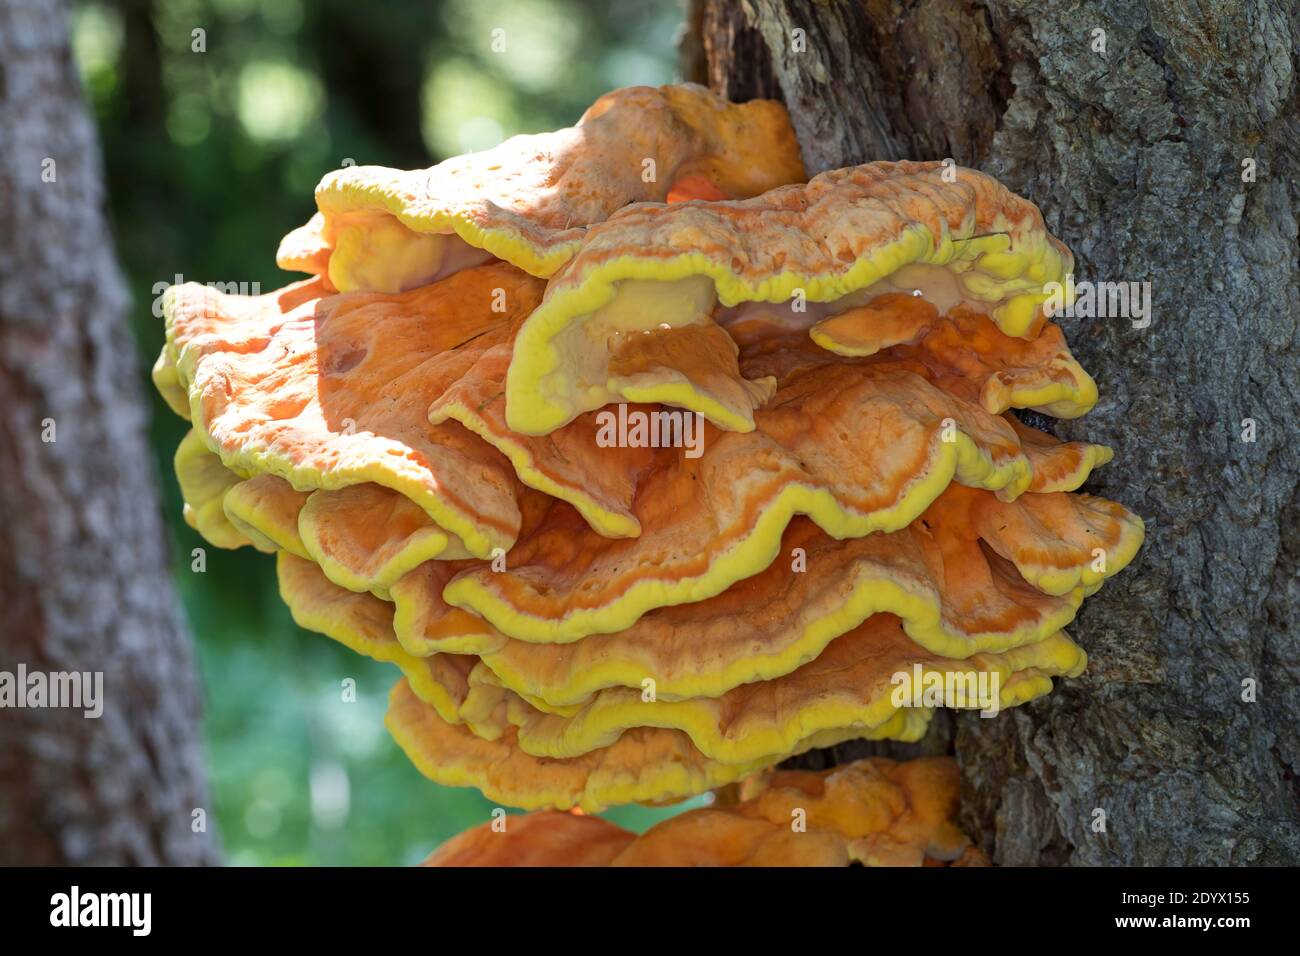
[503,161,1073,436]
[277,84,805,292]
[423,757,982,867]
[153,84,1144,854]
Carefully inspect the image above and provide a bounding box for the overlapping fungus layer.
[155,84,1143,856]
[422,757,988,867]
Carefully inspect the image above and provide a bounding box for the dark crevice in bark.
[698,0,783,104]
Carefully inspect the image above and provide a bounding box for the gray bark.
[690,0,1300,865]
[0,0,219,864]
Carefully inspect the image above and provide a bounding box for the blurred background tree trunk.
[0,0,218,864]
[685,0,1300,865]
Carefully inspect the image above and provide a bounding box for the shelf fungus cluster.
[423,757,987,867]
[154,84,1143,860]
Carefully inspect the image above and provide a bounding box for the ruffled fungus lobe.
[423,810,635,867]
[279,548,1087,768]
[152,84,1144,846]
[278,84,805,291]
[423,757,977,867]
[271,539,1098,813]
[334,476,1138,695]
[173,429,253,550]
[386,676,771,811]
[475,618,1087,765]
[621,757,973,867]
[433,362,1132,646]
[504,160,1073,436]
[158,263,546,560]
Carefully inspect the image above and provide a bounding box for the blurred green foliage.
[74,0,699,865]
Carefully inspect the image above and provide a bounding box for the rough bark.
[0,0,218,864]
[691,0,1300,865]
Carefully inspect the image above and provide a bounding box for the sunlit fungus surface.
[421,757,989,867]
[155,83,1143,865]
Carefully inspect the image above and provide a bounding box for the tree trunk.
[687,0,1300,865]
[0,0,219,865]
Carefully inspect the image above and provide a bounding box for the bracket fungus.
[423,757,986,867]
[503,160,1074,436]
[277,84,804,292]
[154,84,1143,861]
